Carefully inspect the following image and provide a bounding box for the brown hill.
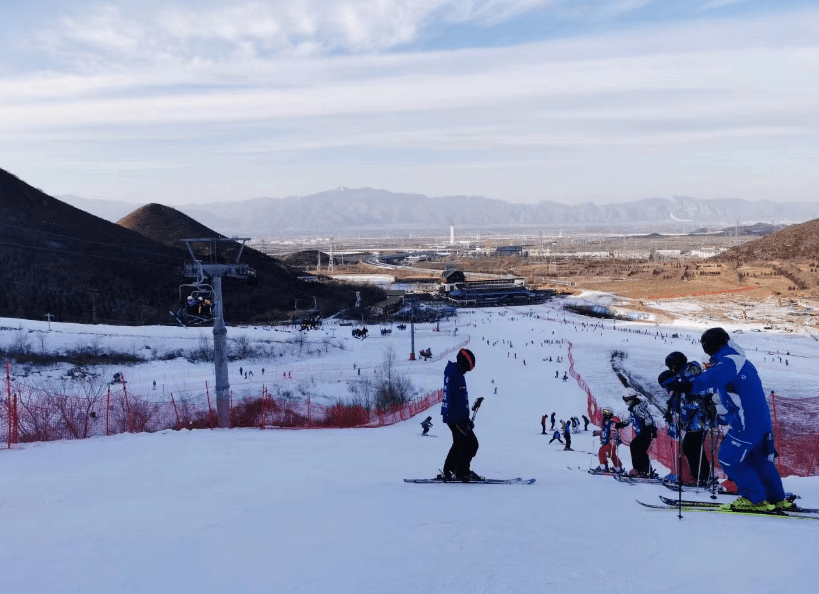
[117,203,219,249]
[0,169,191,324]
[117,203,386,321]
[714,218,819,264]
[0,168,383,325]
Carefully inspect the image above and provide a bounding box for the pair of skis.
[404,477,536,485]
[637,495,819,520]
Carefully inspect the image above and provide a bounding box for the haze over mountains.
[60,188,819,238]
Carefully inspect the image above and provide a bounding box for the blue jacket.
[597,418,621,446]
[667,392,715,433]
[442,361,469,424]
[689,341,771,441]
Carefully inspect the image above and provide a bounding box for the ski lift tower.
[181,237,254,428]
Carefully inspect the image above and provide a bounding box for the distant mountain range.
[59,188,819,238]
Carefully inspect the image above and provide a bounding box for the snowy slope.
[2,306,819,594]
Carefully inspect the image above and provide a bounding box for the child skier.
[592,408,624,473]
[549,427,564,445]
[438,348,482,482]
[421,416,433,436]
[661,353,716,487]
[616,393,657,477]
[563,419,573,451]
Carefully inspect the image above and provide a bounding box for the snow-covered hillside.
[2,305,818,593]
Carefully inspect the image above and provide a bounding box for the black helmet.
[665,351,688,374]
[658,369,675,388]
[457,348,475,371]
[701,327,730,356]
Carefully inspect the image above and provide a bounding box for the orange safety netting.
[567,342,819,478]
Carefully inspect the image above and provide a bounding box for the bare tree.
[10,328,31,355]
[233,334,253,359]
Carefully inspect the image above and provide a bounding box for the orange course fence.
[566,342,819,478]
[2,362,445,447]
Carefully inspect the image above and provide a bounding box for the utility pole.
[45,313,54,331]
[88,289,99,324]
[180,237,254,428]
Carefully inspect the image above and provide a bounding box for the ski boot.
[457,470,485,482]
[774,499,795,510]
[719,497,775,512]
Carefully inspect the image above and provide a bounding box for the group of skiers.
[430,327,790,512]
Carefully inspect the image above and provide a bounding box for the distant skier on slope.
[421,416,433,436]
[438,348,483,482]
[563,419,573,451]
[592,408,624,474]
[662,328,789,512]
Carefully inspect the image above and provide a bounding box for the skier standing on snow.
[541,414,547,434]
[662,352,716,487]
[550,412,556,430]
[421,416,433,436]
[563,420,572,451]
[616,393,657,477]
[582,415,590,431]
[438,348,483,482]
[592,408,624,473]
[663,328,789,512]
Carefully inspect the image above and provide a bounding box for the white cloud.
[3,3,818,204]
[700,0,754,10]
[33,0,660,66]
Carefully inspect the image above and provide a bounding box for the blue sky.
[1,0,817,206]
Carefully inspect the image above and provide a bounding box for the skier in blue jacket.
[664,328,788,512]
[663,352,717,487]
[439,348,482,481]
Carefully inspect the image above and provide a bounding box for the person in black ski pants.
[582,415,590,431]
[662,353,716,486]
[421,416,433,436]
[550,412,556,430]
[563,420,572,451]
[616,393,657,477]
[439,348,481,482]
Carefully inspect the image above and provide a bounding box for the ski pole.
[677,389,684,518]
[471,396,484,423]
[695,433,706,493]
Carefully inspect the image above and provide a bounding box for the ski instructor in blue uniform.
[438,348,483,482]
[665,327,789,512]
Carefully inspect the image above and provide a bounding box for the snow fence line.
[566,341,819,479]
[2,359,448,446]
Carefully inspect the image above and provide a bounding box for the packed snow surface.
[2,304,818,593]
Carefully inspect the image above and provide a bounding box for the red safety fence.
[2,361,445,447]
[567,343,819,478]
